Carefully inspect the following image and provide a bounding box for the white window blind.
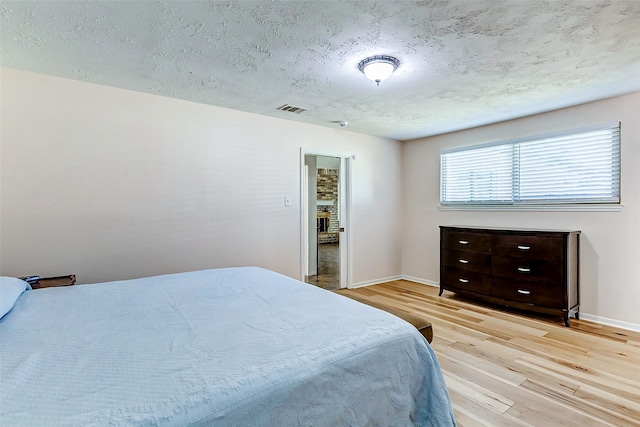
[440,123,620,206]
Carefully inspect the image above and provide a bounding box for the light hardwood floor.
[339,280,640,427]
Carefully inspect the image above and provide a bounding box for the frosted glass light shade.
[363,62,395,83]
[358,55,399,86]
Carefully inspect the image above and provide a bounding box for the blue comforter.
[0,267,455,426]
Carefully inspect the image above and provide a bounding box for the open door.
[301,150,351,290]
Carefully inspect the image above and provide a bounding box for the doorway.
[301,151,351,290]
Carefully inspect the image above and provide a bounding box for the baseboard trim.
[400,275,440,288]
[350,275,439,289]
[578,313,640,333]
[350,275,402,289]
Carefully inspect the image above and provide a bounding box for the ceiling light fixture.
[358,55,400,86]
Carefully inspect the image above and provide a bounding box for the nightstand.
[22,275,77,289]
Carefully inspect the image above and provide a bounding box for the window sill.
[438,204,623,212]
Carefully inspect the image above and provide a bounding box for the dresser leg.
[439,287,444,296]
[564,314,571,327]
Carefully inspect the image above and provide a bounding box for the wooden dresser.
[440,226,580,326]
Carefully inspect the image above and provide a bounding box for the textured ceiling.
[2,0,640,141]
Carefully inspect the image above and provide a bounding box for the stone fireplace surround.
[317,168,339,244]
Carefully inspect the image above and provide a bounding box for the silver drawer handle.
[518,267,531,273]
[517,245,531,251]
[458,278,469,283]
[459,259,469,264]
[517,289,531,295]
[458,240,469,245]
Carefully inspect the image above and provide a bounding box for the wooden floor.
[340,280,640,427]
[305,243,340,290]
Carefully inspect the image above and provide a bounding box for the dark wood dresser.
[440,226,580,326]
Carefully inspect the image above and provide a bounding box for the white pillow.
[0,276,29,319]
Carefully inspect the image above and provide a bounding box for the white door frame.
[300,148,353,289]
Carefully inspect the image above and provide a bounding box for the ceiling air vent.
[277,104,307,114]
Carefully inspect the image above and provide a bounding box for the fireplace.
[317,211,330,232]
[317,211,338,243]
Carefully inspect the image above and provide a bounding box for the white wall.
[316,156,340,170]
[0,68,403,286]
[402,92,640,328]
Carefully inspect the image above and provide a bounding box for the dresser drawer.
[442,230,491,254]
[492,257,563,283]
[441,267,491,294]
[492,235,564,260]
[491,277,563,308]
[442,250,491,274]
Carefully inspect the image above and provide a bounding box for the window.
[440,123,620,206]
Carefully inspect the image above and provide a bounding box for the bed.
[0,267,455,426]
